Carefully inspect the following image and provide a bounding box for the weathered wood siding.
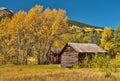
[61,45,78,68]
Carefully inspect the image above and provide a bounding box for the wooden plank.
[61,45,78,68]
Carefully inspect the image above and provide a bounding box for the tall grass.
[0,65,120,81]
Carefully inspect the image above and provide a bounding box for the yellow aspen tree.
[40,8,68,64]
[100,27,116,58]
[25,5,68,64]
[0,17,11,64]
[25,5,44,64]
[8,11,27,64]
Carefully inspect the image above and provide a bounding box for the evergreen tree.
[115,25,120,54]
[89,28,100,45]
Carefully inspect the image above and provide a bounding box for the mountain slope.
[68,20,104,29]
[0,7,14,20]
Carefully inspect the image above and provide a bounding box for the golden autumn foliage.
[0,5,68,65]
[100,27,116,57]
[0,5,118,65]
[115,54,120,67]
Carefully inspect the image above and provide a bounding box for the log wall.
[61,46,78,68]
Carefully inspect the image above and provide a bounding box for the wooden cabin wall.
[61,46,78,68]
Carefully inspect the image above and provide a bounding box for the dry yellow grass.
[0,64,120,81]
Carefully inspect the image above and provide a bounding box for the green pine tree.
[115,25,120,54]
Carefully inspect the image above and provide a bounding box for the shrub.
[115,54,120,67]
[73,53,118,78]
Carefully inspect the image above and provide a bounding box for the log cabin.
[59,43,106,68]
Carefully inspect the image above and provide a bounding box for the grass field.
[0,64,120,81]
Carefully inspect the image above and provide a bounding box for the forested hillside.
[68,20,103,29]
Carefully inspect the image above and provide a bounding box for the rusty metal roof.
[68,43,106,53]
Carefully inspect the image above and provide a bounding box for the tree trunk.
[37,54,40,64]
[20,50,24,65]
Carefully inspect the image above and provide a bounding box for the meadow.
[0,64,120,81]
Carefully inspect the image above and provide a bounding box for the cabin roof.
[68,43,106,53]
[59,43,106,56]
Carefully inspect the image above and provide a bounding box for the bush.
[73,53,118,78]
[0,53,6,65]
[115,54,120,67]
